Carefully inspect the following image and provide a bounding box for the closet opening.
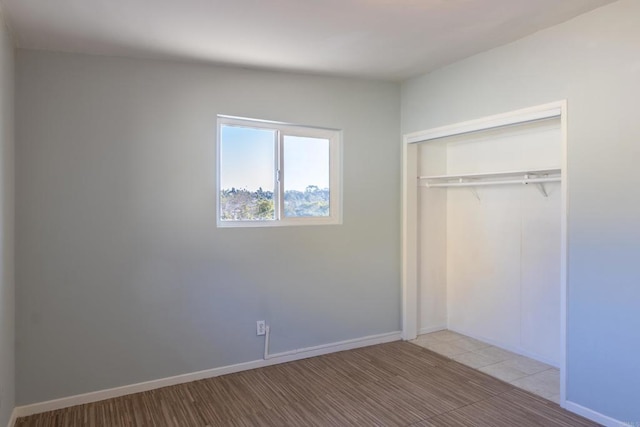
[401,101,568,406]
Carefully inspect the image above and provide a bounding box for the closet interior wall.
[418,119,562,366]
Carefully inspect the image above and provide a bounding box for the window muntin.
[217,116,341,227]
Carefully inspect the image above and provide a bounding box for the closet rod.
[424,177,560,188]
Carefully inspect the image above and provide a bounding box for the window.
[217,116,342,227]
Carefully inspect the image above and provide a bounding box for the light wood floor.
[16,341,598,426]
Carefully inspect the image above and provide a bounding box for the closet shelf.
[418,168,561,197]
[418,168,560,183]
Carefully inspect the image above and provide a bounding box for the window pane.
[283,135,330,217]
[220,125,276,221]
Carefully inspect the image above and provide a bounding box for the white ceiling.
[2,0,615,81]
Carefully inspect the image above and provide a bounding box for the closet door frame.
[401,100,568,406]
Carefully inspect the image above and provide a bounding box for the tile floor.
[411,330,560,404]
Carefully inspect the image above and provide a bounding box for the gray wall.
[16,51,401,404]
[0,9,14,427]
[402,0,639,421]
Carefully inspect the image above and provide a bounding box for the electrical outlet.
[256,320,266,336]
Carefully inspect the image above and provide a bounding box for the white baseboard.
[418,325,447,336]
[14,331,401,418]
[564,401,628,427]
[7,408,17,427]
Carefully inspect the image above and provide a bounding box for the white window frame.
[216,115,342,227]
